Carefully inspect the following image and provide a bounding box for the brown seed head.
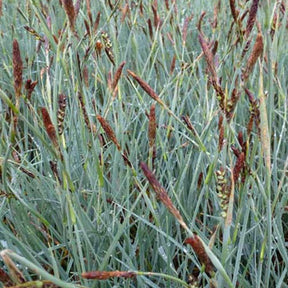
[127,70,164,106]
[184,236,215,277]
[242,33,263,81]
[140,162,186,228]
[245,0,260,38]
[112,61,126,91]
[96,115,121,151]
[13,39,23,98]
[82,270,136,280]
[148,104,157,148]
[62,0,76,33]
[41,108,58,148]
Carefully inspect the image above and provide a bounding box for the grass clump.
[0,1,287,287]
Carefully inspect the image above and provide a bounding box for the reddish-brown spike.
[218,114,224,151]
[185,236,215,277]
[127,70,164,106]
[13,39,23,98]
[41,108,58,148]
[233,152,245,182]
[96,115,121,151]
[182,14,193,45]
[82,270,136,280]
[0,0,2,16]
[85,0,92,24]
[242,33,263,81]
[169,54,176,75]
[111,61,126,91]
[229,0,239,22]
[83,66,89,87]
[84,19,90,37]
[148,104,156,148]
[121,3,129,23]
[245,0,260,38]
[151,4,159,27]
[25,79,38,100]
[147,18,153,40]
[62,0,76,33]
[140,162,186,228]
[93,11,101,34]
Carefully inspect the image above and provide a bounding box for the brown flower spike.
[185,236,215,277]
[96,115,121,151]
[41,108,58,148]
[62,0,76,33]
[242,33,263,81]
[140,162,188,230]
[13,39,23,98]
[127,70,165,106]
[82,270,136,280]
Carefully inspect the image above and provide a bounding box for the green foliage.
[0,1,287,287]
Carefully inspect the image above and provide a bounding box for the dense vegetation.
[0,1,287,287]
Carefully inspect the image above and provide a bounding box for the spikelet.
[25,79,38,100]
[229,0,239,22]
[198,32,217,81]
[62,0,76,33]
[245,0,260,38]
[121,3,130,23]
[101,31,115,66]
[84,19,90,37]
[24,26,45,42]
[140,162,188,230]
[82,270,136,280]
[57,94,67,135]
[127,70,165,106]
[169,54,176,75]
[0,0,2,16]
[86,0,92,24]
[41,108,59,149]
[184,236,215,277]
[93,11,101,34]
[215,168,230,218]
[147,18,153,40]
[182,14,193,45]
[83,66,89,87]
[182,115,197,137]
[226,87,240,121]
[111,61,126,91]
[233,152,245,182]
[13,39,23,98]
[96,115,121,151]
[218,114,224,151]
[95,40,103,57]
[151,4,159,27]
[148,104,156,148]
[242,33,263,82]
